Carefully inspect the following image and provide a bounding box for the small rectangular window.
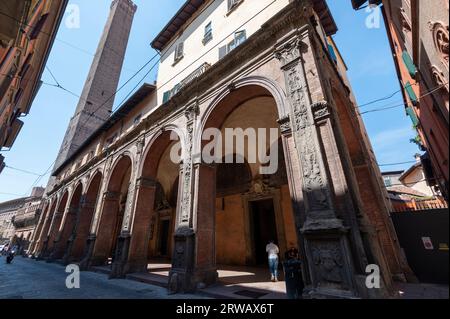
[203,22,213,44]
[174,42,184,63]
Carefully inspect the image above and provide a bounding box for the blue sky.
[0,0,419,202]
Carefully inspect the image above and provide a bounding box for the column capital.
[103,191,121,201]
[311,101,332,123]
[136,177,157,189]
[274,27,309,68]
[277,115,292,135]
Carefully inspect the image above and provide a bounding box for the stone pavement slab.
[0,256,207,299]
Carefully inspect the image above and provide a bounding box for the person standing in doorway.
[266,240,280,282]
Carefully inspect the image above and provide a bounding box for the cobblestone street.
[0,256,205,299]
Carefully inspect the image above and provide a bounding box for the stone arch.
[216,154,253,197]
[190,80,297,276]
[47,190,69,253]
[195,76,288,155]
[71,171,103,261]
[92,155,133,266]
[125,129,183,274]
[54,183,83,260]
[139,126,185,179]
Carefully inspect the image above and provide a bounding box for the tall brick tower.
[52,0,137,173]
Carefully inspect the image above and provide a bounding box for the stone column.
[50,206,78,261]
[168,103,203,293]
[192,162,218,288]
[28,203,47,256]
[275,29,359,298]
[62,195,90,265]
[88,191,121,267]
[32,202,52,257]
[69,199,96,262]
[111,152,142,278]
[123,177,157,274]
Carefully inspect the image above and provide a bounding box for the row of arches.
[28,74,401,297]
[32,82,298,277]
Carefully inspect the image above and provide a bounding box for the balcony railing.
[163,62,211,104]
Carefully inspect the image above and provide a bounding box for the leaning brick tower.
[52,0,137,174]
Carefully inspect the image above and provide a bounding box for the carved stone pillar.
[169,103,203,293]
[110,161,141,278]
[124,177,157,274]
[275,29,360,298]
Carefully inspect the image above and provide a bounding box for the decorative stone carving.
[398,8,412,35]
[430,65,449,109]
[180,103,199,224]
[429,21,449,67]
[136,135,146,157]
[247,178,271,196]
[312,101,331,122]
[154,182,171,211]
[277,115,292,135]
[311,241,344,284]
[274,36,307,68]
[275,38,332,214]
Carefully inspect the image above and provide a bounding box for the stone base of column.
[168,227,219,293]
[301,217,360,299]
[46,240,60,263]
[168,227,196,294]
[79,235,96,271]
[110,232,131,279]
[124,258,149,274]
[35,239,49,260]
[62,238,75,266]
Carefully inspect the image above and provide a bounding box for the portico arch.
[182,82,299,290]
[91,155,132,266]
[46,190,69,255]
[125,129,182,274]
[70,171,103,262]
[53,183,83,260]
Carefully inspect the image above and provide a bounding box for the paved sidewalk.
[0,255,206,299]
[395,283,449,299]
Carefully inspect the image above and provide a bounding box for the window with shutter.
[203,22,213,44]
[162,91,171,104]
[174,42,184,63]
[219,45,227,60]
[406,106,419,127]
[402,51,417,78]
[327,44,337,64]
[404,81,418,105]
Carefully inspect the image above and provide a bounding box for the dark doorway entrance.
[250,199,278,265]
[158,219,171,257]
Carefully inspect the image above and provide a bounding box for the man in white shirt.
[266,240,280,282]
